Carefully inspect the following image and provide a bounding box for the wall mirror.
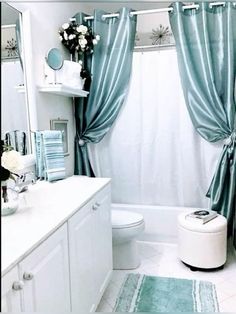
[1,3,37,166]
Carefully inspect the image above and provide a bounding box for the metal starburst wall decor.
[150,25,171,45]
[5,38,18,57]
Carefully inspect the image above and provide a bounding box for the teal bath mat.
[114,274,219,312]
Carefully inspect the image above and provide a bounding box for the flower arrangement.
[58,18,100,88]
[0,141,22,202]
[58,18,100,56]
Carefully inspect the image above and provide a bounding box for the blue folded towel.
[35,130,65,182]
[35,132,44,179]
[5,130,27,155]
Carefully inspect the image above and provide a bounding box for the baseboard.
[94,269,113,311]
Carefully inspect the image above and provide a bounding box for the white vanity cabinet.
[18,223,71,312]
[1,267,22,312]
[1,176,112,313]
[69,185,112,313]
[92,186,113,303]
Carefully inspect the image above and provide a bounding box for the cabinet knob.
[92,204,98,210]
[12,281,24,291]
[95,202,101,207]
[23,272,34,280]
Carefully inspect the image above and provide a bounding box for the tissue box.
[44,60,84,89]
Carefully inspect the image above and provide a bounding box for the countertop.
[1,175,111,276]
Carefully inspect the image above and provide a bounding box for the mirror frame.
[8,4,38,168]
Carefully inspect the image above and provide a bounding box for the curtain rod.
[1,24,16,29]
[134,44,175,51]
[84,2,235,21]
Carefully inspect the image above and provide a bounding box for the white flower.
[59,35,63,41]
[79,38,87,47]
[77,25,88,34]
[95,35,100,41]
[68,34,75,40]
[93,39,98,45]
[62,23,70,30]
[2,150,22,172]
[64,32,68,40]
[78,60,83,65]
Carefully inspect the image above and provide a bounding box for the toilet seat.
[112,210,144,229]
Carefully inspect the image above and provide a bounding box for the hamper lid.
[178,211,227,233]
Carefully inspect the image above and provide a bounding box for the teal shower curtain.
[169,2,236,236]
[74,8,137,176]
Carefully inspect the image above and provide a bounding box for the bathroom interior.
[1,0,236,312]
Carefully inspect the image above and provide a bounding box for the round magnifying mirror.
[46,48,64,70]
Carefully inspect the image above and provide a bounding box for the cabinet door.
[68,199,96,313]
[92,186,113,304]
[69,184,112,313]
[18,223,70,312]
[1,266,22,312]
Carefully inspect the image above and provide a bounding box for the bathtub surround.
[74,7,137,176]
[112,204,189,243]
[169,2,236,242]
[114,273,219,312]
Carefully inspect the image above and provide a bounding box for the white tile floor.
[96,241,236,312]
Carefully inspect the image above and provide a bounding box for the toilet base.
[113,239,140,270]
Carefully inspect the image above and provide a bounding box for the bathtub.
[111,203,197,243]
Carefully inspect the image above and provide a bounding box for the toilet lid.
[112,210,144,228]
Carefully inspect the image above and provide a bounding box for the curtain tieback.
[78,139,85,146]
[224,130,236,146]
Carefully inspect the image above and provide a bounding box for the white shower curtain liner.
[88,49,223,208]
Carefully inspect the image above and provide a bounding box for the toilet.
[111,210,145,270]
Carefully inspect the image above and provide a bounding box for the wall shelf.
[15,85,26,93]
[38,84,89,97]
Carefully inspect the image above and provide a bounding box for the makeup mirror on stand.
[45,48,64,84]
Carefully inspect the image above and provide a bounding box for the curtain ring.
[209,2,225,9]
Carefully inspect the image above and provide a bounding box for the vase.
[1,181,19,216]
